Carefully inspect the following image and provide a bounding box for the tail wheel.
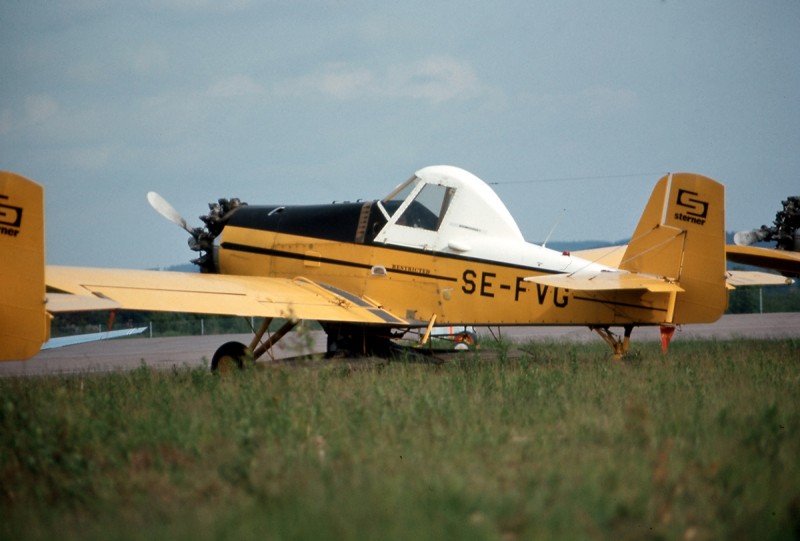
[211,341,252,373]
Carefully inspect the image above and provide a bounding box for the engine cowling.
[191,197,247,273]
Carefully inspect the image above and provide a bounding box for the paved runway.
[1,313,798,377]
[477,312,800,343]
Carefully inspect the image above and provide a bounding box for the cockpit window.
[396,183,455,231]
[383,176,417,205]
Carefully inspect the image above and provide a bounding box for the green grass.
[2,339,799,540]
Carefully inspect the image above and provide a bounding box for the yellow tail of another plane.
[620,172,727,324]
[0,171,50,360]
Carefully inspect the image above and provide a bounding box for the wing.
[726,245,800,277]
[46,266,407,325]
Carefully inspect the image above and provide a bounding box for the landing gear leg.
[591,325,634,360]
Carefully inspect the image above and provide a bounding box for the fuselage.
[212,166,672,327]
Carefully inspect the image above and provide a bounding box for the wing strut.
[246,317,301,362]
[420,314,438,345]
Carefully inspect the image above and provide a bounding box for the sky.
[1,0,799,269]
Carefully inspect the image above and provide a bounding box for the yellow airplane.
[0,166,790,366]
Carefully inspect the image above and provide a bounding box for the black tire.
[210,341,251,372]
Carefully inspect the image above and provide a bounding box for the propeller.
[147,191,247,272]
[147,191,196,235]
[733,228,768,246]
[732,195,800,250]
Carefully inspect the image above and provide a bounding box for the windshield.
[380,182,453,232]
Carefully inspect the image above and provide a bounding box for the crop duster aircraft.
[0,166,791,367]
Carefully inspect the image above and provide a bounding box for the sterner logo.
[674,188,708,226]
[0,195,23,238]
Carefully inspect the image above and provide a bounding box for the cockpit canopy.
[374,165,524,251]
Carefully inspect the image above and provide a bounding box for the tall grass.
[1,339,799,540]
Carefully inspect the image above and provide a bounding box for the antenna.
[542,208,566,248]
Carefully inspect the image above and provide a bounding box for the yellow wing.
[726,244,800,277]
[3,171,409,361]
[46,266,407,325]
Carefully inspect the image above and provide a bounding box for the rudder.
[620,173,727,324]
[0,171,49,360]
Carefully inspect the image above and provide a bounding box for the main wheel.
[210,341,252,373]
[453,331,477,351]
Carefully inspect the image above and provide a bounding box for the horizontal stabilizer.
[725,270,795,287]
[525,271,684,293]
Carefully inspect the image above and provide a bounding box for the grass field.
[1,338,799,540]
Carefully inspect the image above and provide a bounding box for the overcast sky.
[2,1,798,269]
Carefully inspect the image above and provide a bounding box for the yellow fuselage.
[219,227,670,327]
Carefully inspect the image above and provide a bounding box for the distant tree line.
[49,311,303,338]
[726,280,800,314]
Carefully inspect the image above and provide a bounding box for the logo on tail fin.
[0,195,23,237]
[675,188,708,226]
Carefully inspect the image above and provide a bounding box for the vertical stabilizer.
[620,173,727,324]
[0,171,49,360]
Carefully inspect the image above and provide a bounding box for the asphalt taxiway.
[1,312,798,377]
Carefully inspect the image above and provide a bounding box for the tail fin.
[0,171,49,360]
[620,172,727,324]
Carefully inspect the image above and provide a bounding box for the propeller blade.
[147,191,194,234]
[733,229,766,246]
